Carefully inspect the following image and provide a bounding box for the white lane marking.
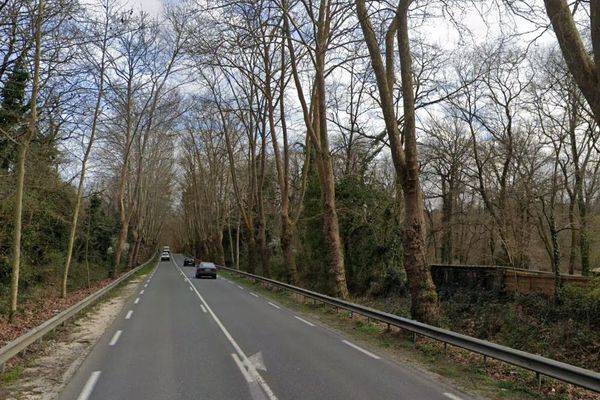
[134,297,140,304]
[125,310,133,320]
[140,290,144,294]
[294,316,315,327]
[175,263,277,400]
[250,292,259,298]
[144,284,148,287]
[342,340,381,360]
[109,330,122,346]
[189,286,193,291]
[200,305,207,313]
[443,394,463,400]
[77,371,101,400]
[232,353,254,382]
[237,285,244,290]
[267,302,281,310]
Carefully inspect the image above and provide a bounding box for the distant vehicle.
[183,257,194,266]
[195,262,217,279]
[163,246,170,253]
[161,251,170,261]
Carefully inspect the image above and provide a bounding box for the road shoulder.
[0,268,152,400]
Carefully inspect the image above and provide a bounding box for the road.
[59,255,474,400]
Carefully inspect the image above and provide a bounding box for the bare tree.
[355,0,439,322]
[9,0,44,321]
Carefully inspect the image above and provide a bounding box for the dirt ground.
[0,277,144,400]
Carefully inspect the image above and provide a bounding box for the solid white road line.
[140,289,144,294]
[200,305,207,313]
[232,353,254,383]
[250,292,259,298]
[134,297,140,304]
[294,316,315,327]
[109,330,122,346]
[77,371,101,400]
[125,310,133,320]
[443,393,463,400]
[175,263,278,400]
[342,340,381,360]
[267,302,281,310]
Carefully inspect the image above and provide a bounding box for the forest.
[0,0,599,375]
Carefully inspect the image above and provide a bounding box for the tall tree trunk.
[544,0,600,124]
[440,179,454,264]
[236,216,241,269]
[568,199,576,275]
[113,162,129,276]
[9,0,44,322]
[263,35,299,283]
[282,0,348,298]
[228,211,235,267]
[355,0,439,322]
[257,130,270,277]
[61,1,109,298]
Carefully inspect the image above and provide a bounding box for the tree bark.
[9,0,44,322]
[282,0,349,298]
[62,6,110,297]
[355,0,439,322]
[544,0,600,124]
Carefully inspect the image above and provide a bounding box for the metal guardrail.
[0,253,157,369]
[218,265,600,393]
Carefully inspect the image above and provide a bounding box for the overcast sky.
[126,0,163,15]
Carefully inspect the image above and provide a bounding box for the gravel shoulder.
[0,271,149,400]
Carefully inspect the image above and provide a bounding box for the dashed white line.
[109,330,122,346]
[267,302,281,310]
[200,305,207,313]
[140,289,144,294]
[125,310,133,320]
[134,297,140,304]
[189,286,193,291]
[144,284,148,287]
[443,393,463,400]
[250,292,259,298]
[77,371,101,400]
[237,285,244,290]
[294,316,315,327]
[342,340,381,360]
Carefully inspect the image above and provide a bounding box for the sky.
[126,0,163,15]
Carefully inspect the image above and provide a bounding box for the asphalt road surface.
[59,255,474,400]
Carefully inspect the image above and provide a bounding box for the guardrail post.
[536,372,542,389]
[1,363,5,373]
[443,342,447,355]
[482,355,487,369]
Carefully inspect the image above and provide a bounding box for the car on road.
[195,262,217,279]
[161,251,170,261]
[183,257,194,266]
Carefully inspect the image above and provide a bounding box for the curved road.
[59,255,475,400]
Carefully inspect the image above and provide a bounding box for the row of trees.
[177,0,600,321]
[0,0,181,320]
[1,0,598,324]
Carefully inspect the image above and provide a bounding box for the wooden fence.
[430,264,593,297]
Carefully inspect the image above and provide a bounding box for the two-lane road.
[60,256,474,400]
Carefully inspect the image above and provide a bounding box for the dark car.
[195,262,217,279]
[183,257,194,266]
